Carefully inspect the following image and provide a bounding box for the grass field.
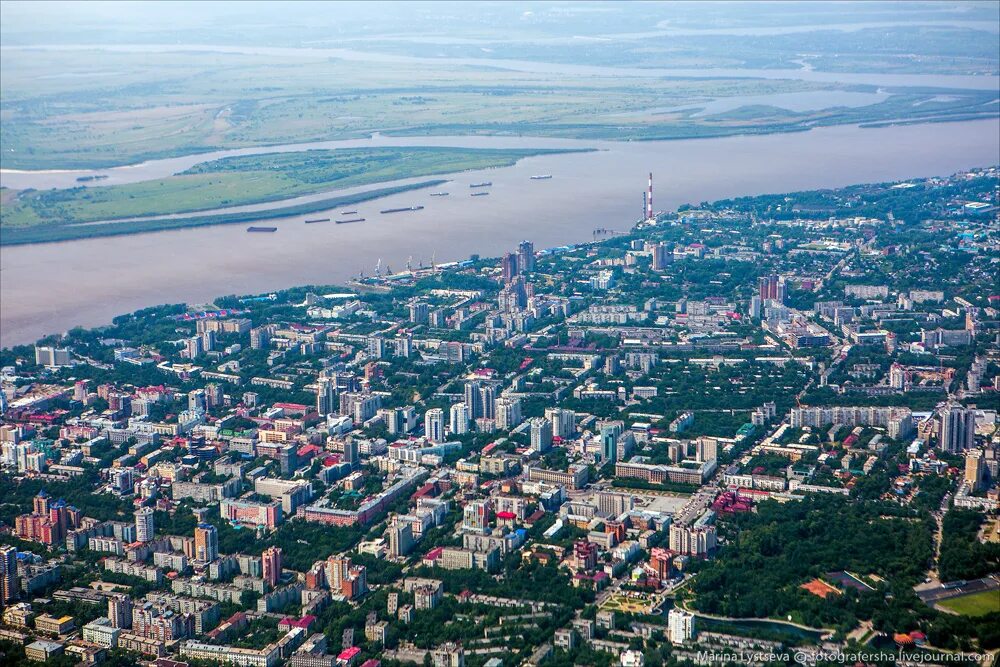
[2,46,996,170]
[1,147,573,228]
[937,589,1000,617]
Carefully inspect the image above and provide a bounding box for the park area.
[600,591,659,615]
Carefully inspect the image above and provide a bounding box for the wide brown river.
[1,119,998,347]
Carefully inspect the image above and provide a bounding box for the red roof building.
[337,646,362,665]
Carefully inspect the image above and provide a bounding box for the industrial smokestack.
[647,172,653,220]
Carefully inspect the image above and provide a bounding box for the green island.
[1,146,577,228]
[0,179,444,246]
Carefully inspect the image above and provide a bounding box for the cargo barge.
[469,182,492,188]
[429,192,449,197]
[530,174,553,180]
[336,218,366,224]
[304,218,331,224]
[247,226,277,233]
[380,206,425,214]
[470,192,489,197]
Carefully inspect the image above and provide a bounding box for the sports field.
[937,589,1000,617]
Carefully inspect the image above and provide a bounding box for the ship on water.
[530,174,553,180]
[304,218,331,224]
[341,210,358,215]
[380,206,425,214]
[470,192,489,197]
[247,226,277,233]
[336,218,365,224]
[429,192,449,197]
[469,182,492,188]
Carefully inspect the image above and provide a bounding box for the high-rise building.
[889,363,906,390]
[695,437,718,463]
[200,330,216,353]
[449,403,471,436]
[343,438,360,467]
[604,355,622,376]
[425,408,445,443]
[601,425,618,464]
[749,295,762,320]
[480,385,496,421]
[517,240,535,274]
[107,594,133,629]
[409,302,429,324]
[965,449,985,492]
[325,556,367,600]
[388,521,414,558]
[939,405,976,453]
[188,389,206,413]
[316,377,338,416]
[669,524,717,556]
[205,384,223,408]
[135,507,155,543]
[193,524,218,562]
[650,242,672,271]
[496,397,522,430]
[529,418,552,453]
[498,278,528,313]
[758,274,779,301]
[33,491,51,517]
[501,252,519,284]
[0,545,17,604]
[383,406,417,435]
[463,381,483,420]
[396,334,413,359]
[183,336,204,359]
[368,336,385,359]
[667,608,696,644]
[250,326,271,350]
[429,309,447,328]
[326,555,349,591]
[545,408,576,439]
[262,547,282,587]
[73,380,89,403]
[34,346,71,367]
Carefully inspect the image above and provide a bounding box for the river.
[1,119,998,347]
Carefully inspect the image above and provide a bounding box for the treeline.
[938,509,1000,582]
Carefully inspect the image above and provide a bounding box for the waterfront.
[1,119,997,347]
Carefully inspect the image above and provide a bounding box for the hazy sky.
[2,1,997,46]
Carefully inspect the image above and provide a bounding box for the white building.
[135,507,155,543]
[621,650,646,667]
[667,608,696,644]
[425,408,445,443]
[450,403,471,436]
[82,618,120,648]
